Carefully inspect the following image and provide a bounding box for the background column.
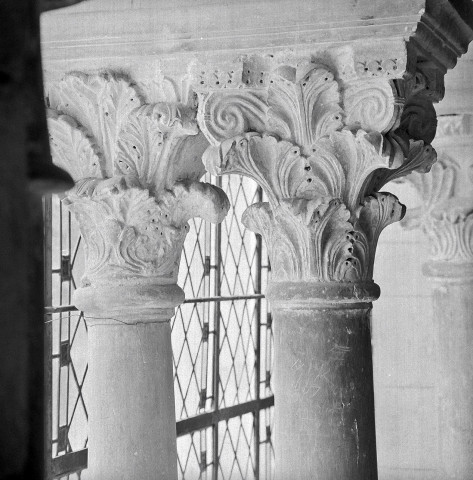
[405,113,473,479]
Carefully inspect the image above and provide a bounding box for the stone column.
[403,114,473,479]
[196,50,442,479]
[46,73,229,480]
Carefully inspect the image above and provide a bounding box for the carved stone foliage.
[47,73,229,287]
[198,58,436,283]
[404,116,473,263]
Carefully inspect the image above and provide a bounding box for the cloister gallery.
[1,1,473,479]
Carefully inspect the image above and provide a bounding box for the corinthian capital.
[47,72,229,319]
[404,114,473,268]
[197,54,438,283]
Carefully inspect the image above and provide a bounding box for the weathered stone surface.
[274,302,377,480]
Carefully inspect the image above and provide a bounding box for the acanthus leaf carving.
[357,192,406,278]
[47,72,140,176]
[47,110,105,182]
[206,130,406,282]
[242,197,361,282]
[266,65,343,150]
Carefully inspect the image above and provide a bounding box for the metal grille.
[44,175,274,479]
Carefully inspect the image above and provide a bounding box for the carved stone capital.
[404,114,473,272]
[197,57,439,286]
[47,72,230,320]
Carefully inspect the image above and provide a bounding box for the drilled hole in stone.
[307,178,312,183]
[304,165,311,171]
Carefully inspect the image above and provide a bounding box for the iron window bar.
[45,295,266,315]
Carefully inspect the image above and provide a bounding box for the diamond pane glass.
[177,428,212,480]
[45,196,88,467]
[218,414,256,480]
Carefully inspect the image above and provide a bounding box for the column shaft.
[86,321,177,480]
[428,272,473,478]
[273,302,377,480]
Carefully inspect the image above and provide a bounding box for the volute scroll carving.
[47,73,230,304]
